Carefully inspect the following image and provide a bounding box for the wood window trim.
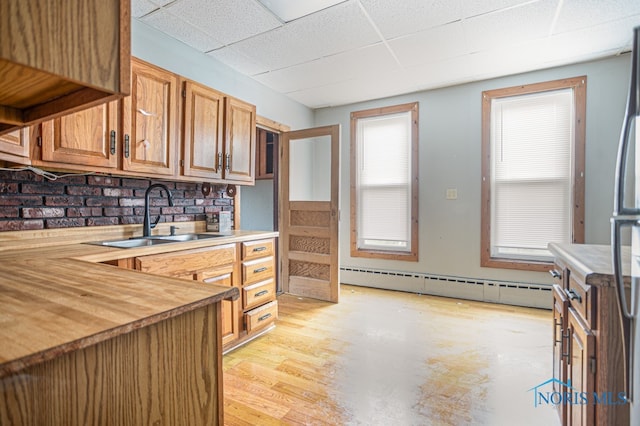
[350,101,419,262]
[481,76,586,272]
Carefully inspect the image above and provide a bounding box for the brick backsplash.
[0,170,233,231]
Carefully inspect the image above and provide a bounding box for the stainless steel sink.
[86,233,225,249]
[153,233,226,242]
[89,238,176,249]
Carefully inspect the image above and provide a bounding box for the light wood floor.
[223,285,560,425]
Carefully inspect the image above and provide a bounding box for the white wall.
[314,54,632,286]
[131,20,314,231]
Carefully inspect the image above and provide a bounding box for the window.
[350,102,419,261]
[481,77,586,271]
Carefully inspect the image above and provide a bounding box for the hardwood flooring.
[223,285,559,425]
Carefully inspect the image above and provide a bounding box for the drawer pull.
[549,269,561,279]
[253,267,268,273]
[562,329,571,363]
[253,246,267,252]
[258,313,272,322]
[255,290,269,297]
[566,288,582,303]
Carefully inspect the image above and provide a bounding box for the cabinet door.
[122,58,178,176]
[201,270,240,346]
[0,127,30,164]
[224,97,256,184]
[552,284,568,425]
[41,101,118,169]
[183,81,224,180]
[567,307,595,426]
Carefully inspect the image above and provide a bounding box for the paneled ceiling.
[132,0,640,109]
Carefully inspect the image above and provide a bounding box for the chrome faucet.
[143,183,174,237]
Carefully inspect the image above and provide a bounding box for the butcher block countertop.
[548,242,631,287]
[0,224,278,379]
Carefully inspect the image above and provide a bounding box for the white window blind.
[356,111,412,251]
[490,88,574,261]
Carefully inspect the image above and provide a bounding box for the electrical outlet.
[446,188,458,200]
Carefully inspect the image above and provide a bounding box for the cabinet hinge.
[182,89,186,98]
[590,357,596,374]
[37,136,42,147]
[180,159,184,167]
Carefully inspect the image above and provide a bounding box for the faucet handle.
[170,226,179,236]
[150,215,161,230]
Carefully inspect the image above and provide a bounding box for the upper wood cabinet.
[0,127,30,165]
[224,97,256,184]
[40,101,119,169]
[122,58,179,177]
[182,81,225,180]
[0,0,130,133]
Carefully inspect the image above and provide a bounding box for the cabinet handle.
[562,329,571,364]
[553,319,562,344]
[253,267,267,274]
[217,152,222,172]
[258,313,272,322]
[110,130,116,155]
[549,269,561,279]
[566,288,582,303]
[226,153,231,171]
[255,290,269,297]
[124,134,130,158]
[252,246,267,252]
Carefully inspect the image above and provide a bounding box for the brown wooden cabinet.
[122,58,179,177]
[240,238,277,336]
[549,243,629,426]
[224,96,256,184]
[134,243,241,347]
[182,80,225,180]
[40,101,119,169]
[256,127,278,179]
[0,127,30,164]
[0,0,130,132]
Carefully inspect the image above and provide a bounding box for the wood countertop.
[0,226,278,378]
[548,242,631,287]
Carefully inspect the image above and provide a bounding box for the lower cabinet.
[550,245,629,426]
[134,237,278,350]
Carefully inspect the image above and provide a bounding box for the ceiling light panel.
[258,0,349,22]
[164,0,282,46]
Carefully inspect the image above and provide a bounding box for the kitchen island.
[0,225,277,425]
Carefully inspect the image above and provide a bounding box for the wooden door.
[567,307,595,426]
[122,58,178,176]
[280,125,340,302]
[41,101,118,168]
[0,127,30,164]
[224,96,256,183]
[182,80,224,180]
[552,285,568,425]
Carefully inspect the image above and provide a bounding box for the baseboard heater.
[340,267,552,309]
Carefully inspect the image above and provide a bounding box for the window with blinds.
[481,77,586,271]
[350,102,419,261]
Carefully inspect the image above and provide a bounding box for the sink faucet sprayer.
[143,183,174,237]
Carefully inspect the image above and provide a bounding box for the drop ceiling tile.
[226,1,380,71]
[553,0,640,34]
[151,0,176,6]
[389,21,469,68]
[359,0,462,39]
[164,0,282,46]
[461,0,539,19]
[131,0,158,18]
[141,9,224,52]
[462,0,557,53]
[258,0,349,22]
[208,45,270,76]
[253,43,398,93]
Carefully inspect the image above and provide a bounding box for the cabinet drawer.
[136,243,236,276]
[567,276,594,327]
[242,256,275,285]
[243,279,276,311]
[242,239,274,260]
[245,300,278,333]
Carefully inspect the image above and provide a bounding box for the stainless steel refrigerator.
[611,25,640,426]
